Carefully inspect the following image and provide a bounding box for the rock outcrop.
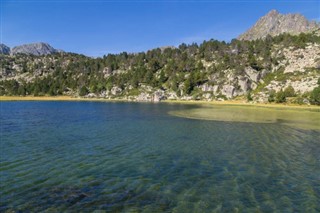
[238,10,320,41]
[221,85,235,99]
[281,44,320,73]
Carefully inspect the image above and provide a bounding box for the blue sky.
[1,0,319,57]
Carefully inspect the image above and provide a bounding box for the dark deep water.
[1,101,319,212]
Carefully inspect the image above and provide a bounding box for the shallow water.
[1,101,319,212]
[170,104,320,130]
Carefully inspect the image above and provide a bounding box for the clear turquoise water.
[1,101,319,212]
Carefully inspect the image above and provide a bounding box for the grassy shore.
[0,96,127,102]
[1,95,319,110]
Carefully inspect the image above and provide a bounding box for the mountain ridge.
[0,42,61,56]
[238,9,320,41]
[11,42,60,56]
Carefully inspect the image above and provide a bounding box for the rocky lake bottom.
[1,101,319,212]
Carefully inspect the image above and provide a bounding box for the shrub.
[246,92,253,101]
[292,97,304,105]
[310,87,320,105]
[284,86,295,97]
[276,90,286,103]
[79,86,88,96]
[268,90,276,102]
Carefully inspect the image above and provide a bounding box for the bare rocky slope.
[0,44,10,55]
[238,10,319,41]
[11,42,59,56]
[0,42,60,56]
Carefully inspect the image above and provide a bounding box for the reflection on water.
[1,102,319,212]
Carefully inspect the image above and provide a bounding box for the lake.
[1,101,319,212]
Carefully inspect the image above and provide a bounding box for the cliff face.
[238,10,320,41]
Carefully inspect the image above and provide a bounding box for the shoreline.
[1,96,319,110]
[163,99,320,111]
[0,96,129,102]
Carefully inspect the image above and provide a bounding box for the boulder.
[203,93,212,100]
[152,90,166,102]
[111,86,122,95]
[245,67,261,82]
[238,77,250,92]
[167,91,178,100]
[199,83,214,92]
[136,93,152,102]
[221,85,235,99]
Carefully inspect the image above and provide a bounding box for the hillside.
[1,33,319,104]
[1,10,320,105]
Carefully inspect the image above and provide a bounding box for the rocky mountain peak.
[0,44,11,55]
[266,9,279,17]
[11,42,59,56]
[238,10,320,40]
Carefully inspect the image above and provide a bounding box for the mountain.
[0,44,10,55]
[238,10,320,41]
[1,32,319,104]
[1,11,319,105]
[10,42,59,56]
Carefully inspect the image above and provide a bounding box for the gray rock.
[111,86,122,95]
[199,83,215,92]
[136,92,152,102]
[238,10,320,41]
[86,93,97,98]
[203,93,212,100]
[167,91,178,100]
[212,85,219,96]
[221,85,235,99]
[0,44,10,55]
[238,77,250,92]
[303,98,310,105]
[152,90,166,102]
[199,83,220,96]
[245,67,261,82]
[11,42,58,56]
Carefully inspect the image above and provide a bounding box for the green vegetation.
[246,92,253,101]
[0,33,319,105]
[310,78,320,105]
[268,87,296,104]
[275,90,287,103]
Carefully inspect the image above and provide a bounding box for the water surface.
[1,101,319,212]
[169,104,320,130]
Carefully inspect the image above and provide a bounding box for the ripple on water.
[0,102,319,212]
